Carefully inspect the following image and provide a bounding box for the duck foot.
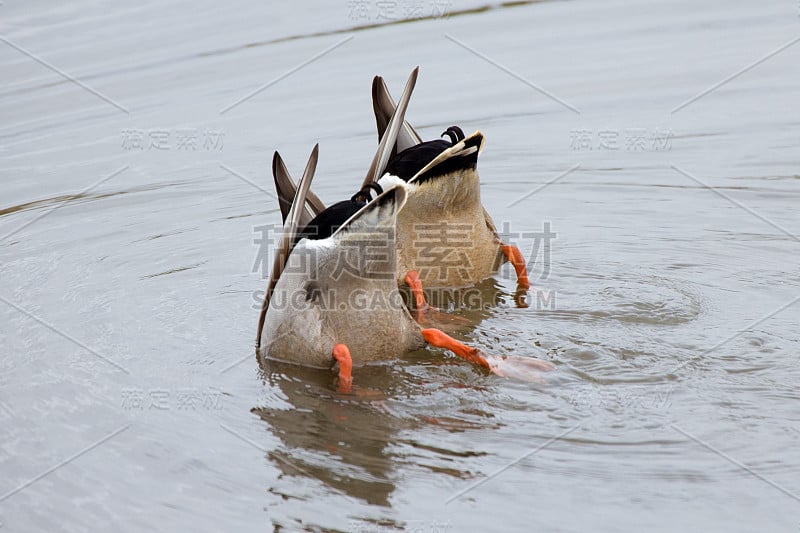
[332,344,353,393]
[483,354,554,383]
[421,328,554,382]
[404,270,469,327]
[405,270,431,310]
[501,244,530,291]
[421,328,490,369]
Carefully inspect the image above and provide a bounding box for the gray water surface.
[2,0,799,531]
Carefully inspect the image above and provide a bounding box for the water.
[2,0,799,531]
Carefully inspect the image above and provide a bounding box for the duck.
[275,67,531,308]
[257,89,554,391]
[258,156,554,392]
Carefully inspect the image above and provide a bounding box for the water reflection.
[250,271,669,512]
[253,361,405,506]
[252,332,507,508]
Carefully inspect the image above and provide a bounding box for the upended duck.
[368,71,530,293]
[257,146,554,392]
[271,67,531,308]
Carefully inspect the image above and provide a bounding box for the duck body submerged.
[256,67,551,388]
[261,188,425,368]
[378,130,505,288]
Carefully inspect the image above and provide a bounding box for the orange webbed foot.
[421,328,491,369]
[405,270,436,313]
[501,244,530,291]
[404,271,469,327]
[421,328,554,383]
[332,344,353,394]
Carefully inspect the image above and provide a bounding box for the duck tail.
[257,144,319,349]
[409,130,485,185]
[272,150,326,226]
[372,72,423,156]
[361,66,419,189]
